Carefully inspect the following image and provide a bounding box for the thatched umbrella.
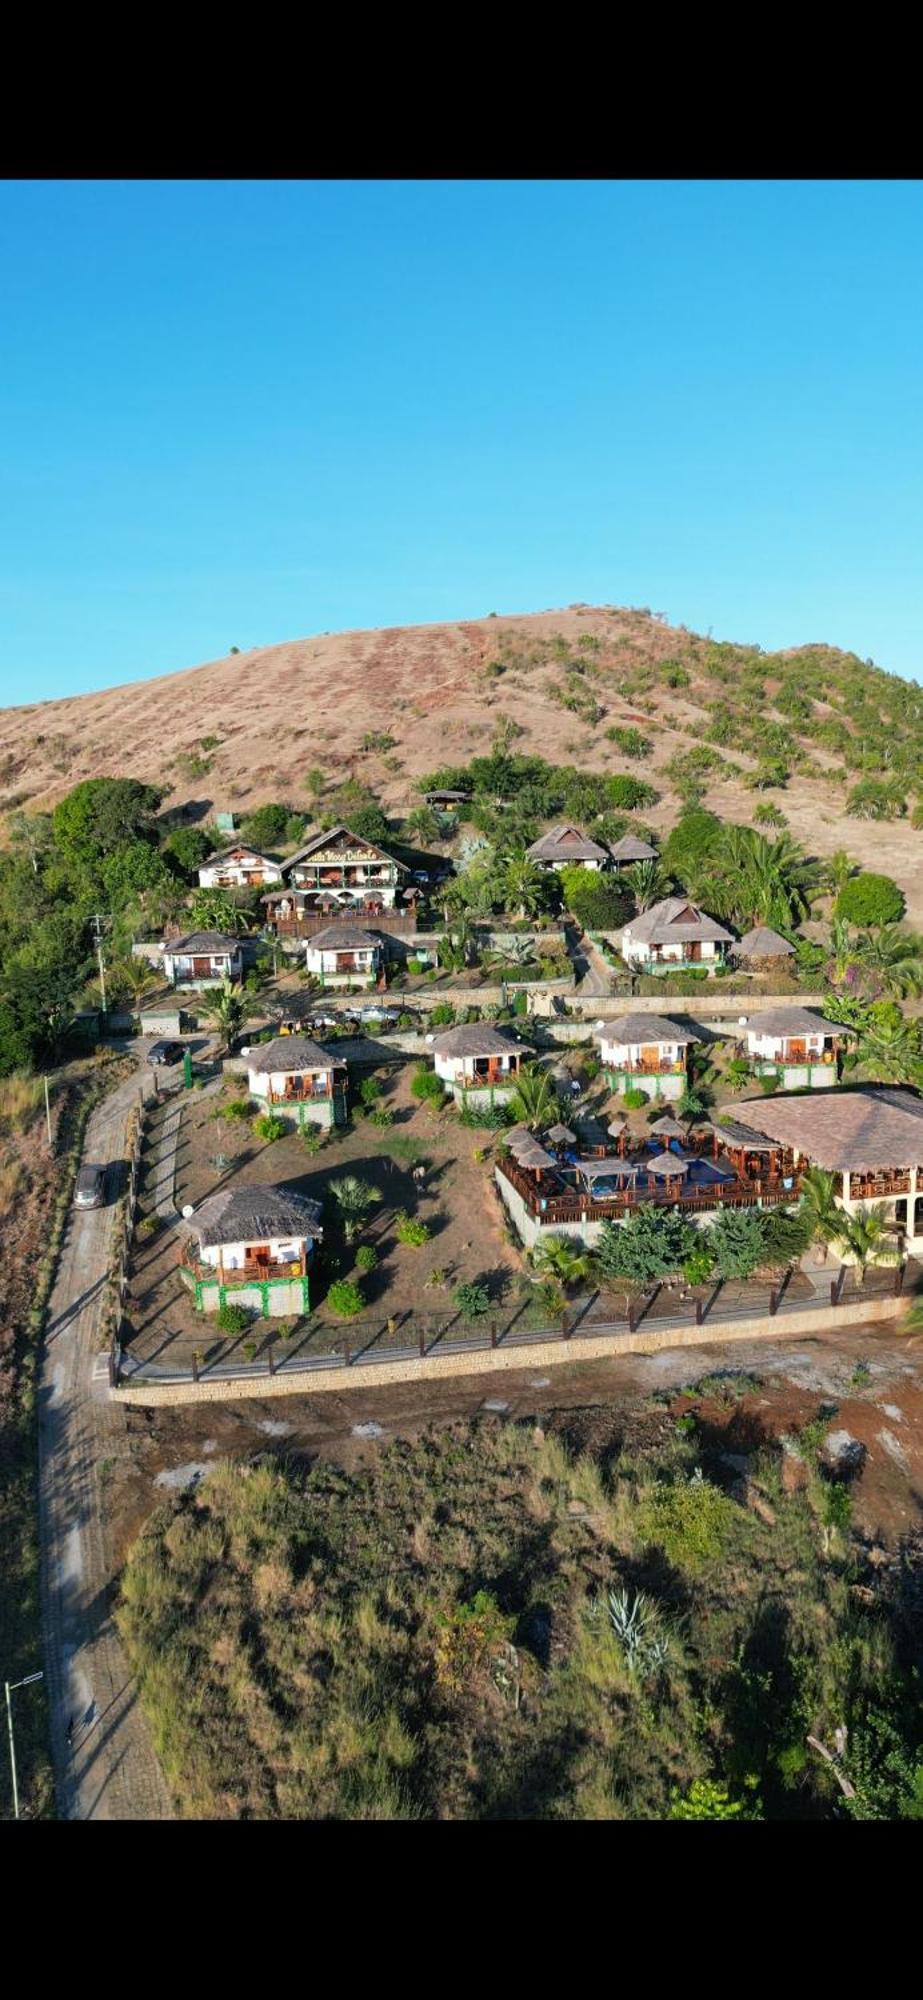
[508,1128,556,1176]
[546,1122,576,1147]
[607,1115,628,1157]
[646,1150,691,1180]
[650,1112,687,1141]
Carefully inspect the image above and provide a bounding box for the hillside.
[2,604,922,917]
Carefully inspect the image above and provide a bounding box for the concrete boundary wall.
[113,1292,910,1406]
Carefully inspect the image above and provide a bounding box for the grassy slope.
[0,605,921,917]
[116,1409,920,1821]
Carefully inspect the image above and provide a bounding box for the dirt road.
[37,1071,174,1821]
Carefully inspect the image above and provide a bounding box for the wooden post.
[342,1339,351,1366]
[769,1287,778,1317]
[191,1352,199,1384]
[267,1343,275,1376]
[695,1297,703,1325]
[490,1321,498,1349]
[830,1277,838,1307]
[561,1311,571,1341]
[419,1326,426,1358]
[627,1299,637,1333]
[894,1262,906,1297]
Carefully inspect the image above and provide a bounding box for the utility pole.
[91,914,108,1015]
[4,1671,43,1820]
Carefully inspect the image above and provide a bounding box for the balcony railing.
[848,1173,912,1198]
[497,1157,798,1226]
[266,1080,338,1101]
[456,1065,519,1088]
[603,1058,685,1075]
[181,1246,307,1283]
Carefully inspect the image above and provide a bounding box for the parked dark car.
[149,1040,184,1066]
[73,1164,107,1210]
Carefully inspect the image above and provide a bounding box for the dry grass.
[117,1412,923,1821]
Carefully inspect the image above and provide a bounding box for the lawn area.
[124,1063,526,1373]
[116,1410,923,1819]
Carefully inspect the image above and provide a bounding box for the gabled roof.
[600,1011,701,1047]
[164,931,241,954]
[608,834,658,863]
[191,1185,324,1247]
[743,1006,853,1039]
[730,926,795,958]
[306,924,380,951]
[624,897,734,945]
[725,1087,923,1171]
[432,1025,534,1060]
[201,844,280,868]
[247,1036,345,1075]
[526,823,610,864]
[283,824,407,873]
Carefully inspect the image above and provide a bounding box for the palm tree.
[405,804,441,845]
[827,916,861,986]
[834,1203,901,1283]
[855,926,923,1000]
[857,1012,923,1085]
[530,1235,591,1288]
[328,1175,383,1243]
[623,858,673,911]
[824,848,856,901]
[500,850,547,921]
[719,826,823,928]
[104,956,161,1008]
[197,976,255,1053]
[507,1064,558,1130]
[799,1166,843,1263]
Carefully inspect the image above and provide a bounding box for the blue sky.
[2,178,923,703]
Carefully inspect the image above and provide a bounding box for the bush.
[406,958,427,976]
[411,1066,446,1104]
[661,809,723,887]
[355,1245,378,1274]
[429,1002,456,1027]
[605,726,653,759]
[623,1087,648,1109]
[254,1112,286,1142]
[359,1076,383,1108]
[454,1281,490,1318]
[559,865,632,931]
[758,1072,781,1094]
[683,1242,715,1286]
[597,1207,695,1283]
[394,1211,431,1247]
[708,1206,768,1279]
[639,1471,736,1572]
[835,872,906,929]
[606,775,658,810]
[846,779,906,820]
[216,1303,251,1336]
[327,1279,364,1318]
[215,1096,254,1122]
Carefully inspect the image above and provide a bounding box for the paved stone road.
[37,1071,175,1821]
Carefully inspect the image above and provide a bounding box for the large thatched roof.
[432,1025,533,1059]
[624,897,734,946]
[728,1088,923,1171]
[600,1012,700,1047]
[191,1186,324,1247]
[526,823,610,864]
[743,1006,853,1038]
[608,833,658,863]
[246,1036,344,1074]
[165,931,241,954]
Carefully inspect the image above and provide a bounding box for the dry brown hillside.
[1,603,921,918]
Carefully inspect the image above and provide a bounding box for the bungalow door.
[788,1039,807,1062]
[251,1246,270,1275]
[640,1044,660,1072]
[686,941,702,963]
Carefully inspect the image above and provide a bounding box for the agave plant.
[601,1587,671,1677]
